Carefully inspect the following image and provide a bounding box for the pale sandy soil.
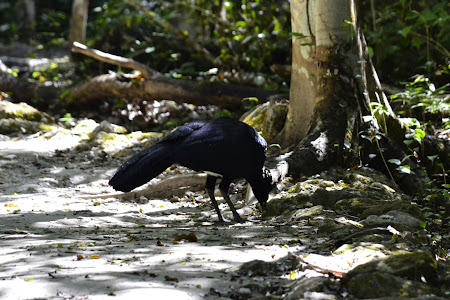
[0,131,302,300]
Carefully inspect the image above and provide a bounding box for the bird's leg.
[205,175,228,223]
[219,190,245,223]
[219,178,245,223]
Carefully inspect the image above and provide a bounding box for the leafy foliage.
[360,0,450,84]
[391,75,449,120]
[85,0,291,77]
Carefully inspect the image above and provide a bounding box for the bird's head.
[253,168,275,210]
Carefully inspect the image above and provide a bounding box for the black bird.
[109,117,273,222]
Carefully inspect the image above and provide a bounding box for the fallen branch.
[72,42,159,80]
[78,173,207,200]
[70,43,281,109]
[0,59,59,101]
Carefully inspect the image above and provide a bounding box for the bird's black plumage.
[109,117,273,222]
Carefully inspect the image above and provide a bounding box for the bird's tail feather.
[109,143,174,192]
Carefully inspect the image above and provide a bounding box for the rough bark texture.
[0,43,281,109]
[69,72,279,110]
[282,0,432,195]
[284,0,358,177]
[69,43,281,109]
[17,0,36,41]
[276,0,317,146]
[69,0,89,46]
[72,42,157,80]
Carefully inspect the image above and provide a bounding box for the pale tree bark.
[17,0,36,41]
[69,0,89,47]
[278,0,431,195]
[276,0,317,146]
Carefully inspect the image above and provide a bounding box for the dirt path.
[0,132,303,299]
[2,121,446,299]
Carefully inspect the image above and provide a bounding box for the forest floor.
[0,120,305,300]
[1,105,448,299]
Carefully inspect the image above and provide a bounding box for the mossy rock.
[342,252,439,298]
[362,210,423,231]
[345,271,435,298]
[0,100,54,123]
[241,99,288,143]
[0,100,55,134]
[334,197,422,220]
[265,191,313,216]
[0,118,57,135]
[360,201,423,219]
[335,197,384,216]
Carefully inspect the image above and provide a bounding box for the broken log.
[71,42,282,109]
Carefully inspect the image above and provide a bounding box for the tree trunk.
[17,0,36,42]
[276,0,317,146]
[281,0,431,195]
[281,0,361,168]
[69,0,89,47]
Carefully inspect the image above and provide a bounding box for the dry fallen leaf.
[164,275,179,282]
[173,232,198,243]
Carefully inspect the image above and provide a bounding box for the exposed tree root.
[78,173,207,201]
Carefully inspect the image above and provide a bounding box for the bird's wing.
[161,121,207,143]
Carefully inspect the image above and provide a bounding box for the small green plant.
[391,76,449,118]
[59,113,76,127]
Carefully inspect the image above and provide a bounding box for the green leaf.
[388,159,401,165]
[424,211,434,218]
[396,165,415,175]
[362,115,373,123]
[412,36,422,49]
[242,97,259,104]
[403,139,414,147]
[368,46,374,58]
[235,21,247,29]
[401,26,413,37]
[290,32,309,39]
[427,154,438,163]
[414,128,426,142]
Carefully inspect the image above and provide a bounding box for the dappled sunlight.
[301,243,388,275]
[0,203,300,299]
[310,132,329,161]
[0,132,81,155]
[1,97,446,298]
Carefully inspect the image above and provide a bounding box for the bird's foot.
[217,217,231,224]
[215,213,231,223]
[216,216,246,224]
[233,215,246,223]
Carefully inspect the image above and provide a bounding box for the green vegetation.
[0,0,448,259]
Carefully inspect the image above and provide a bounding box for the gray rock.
[363,210,422,231]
